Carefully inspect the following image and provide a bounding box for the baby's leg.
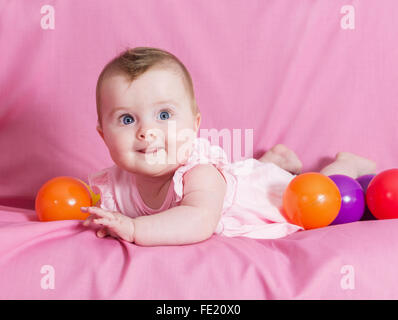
[320,152,377,179]
[258,144,303,175]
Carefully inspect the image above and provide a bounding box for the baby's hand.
[81,207,135,243]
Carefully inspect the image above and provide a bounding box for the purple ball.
[356,174,377,220]
[328,174,366,225]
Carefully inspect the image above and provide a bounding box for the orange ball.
[283,172,341,230]
[35,176,91,221]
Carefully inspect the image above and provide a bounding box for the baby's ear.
[96,123,104,140]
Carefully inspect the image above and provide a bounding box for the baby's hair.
[96,47,199,126]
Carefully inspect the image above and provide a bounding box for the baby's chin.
[121,157,180,177]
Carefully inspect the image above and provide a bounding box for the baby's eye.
[121,114,135,125]
[158,110,171,120]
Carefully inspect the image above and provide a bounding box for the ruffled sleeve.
[88,166,119,212]
[172,138,230,203]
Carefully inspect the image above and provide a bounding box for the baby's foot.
[335,152,377,177]
[259,144,303,175]
[320,152,377,178]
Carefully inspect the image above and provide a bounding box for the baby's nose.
[137,127,162,141]
[139,130,153,139]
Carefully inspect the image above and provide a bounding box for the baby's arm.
[133,164,227,246]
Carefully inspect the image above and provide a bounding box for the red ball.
[366,169,398,220]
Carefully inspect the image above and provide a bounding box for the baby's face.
[97,66,201,177]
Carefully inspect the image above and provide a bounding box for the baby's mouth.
[137,147,164,154]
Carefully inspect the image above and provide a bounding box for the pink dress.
[88,137,303,239]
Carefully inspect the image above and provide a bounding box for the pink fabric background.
[1,1,398,300]
[1,0,397,208]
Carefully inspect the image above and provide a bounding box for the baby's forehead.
[103,64,186,93]
[100,67,190,110]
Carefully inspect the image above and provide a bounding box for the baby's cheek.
[175,139,194,164]
[165,142,178,165]
[109,142,135,168]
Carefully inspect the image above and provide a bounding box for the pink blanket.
[1,204,397,299]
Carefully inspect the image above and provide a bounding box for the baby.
[82,47,377,246]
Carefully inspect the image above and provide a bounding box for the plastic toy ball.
[366,169,398,220]
[35,176,92,221]
[282,172,341,230]
[328,175,365,225]
[356,174,376,220]
[77,179,101,206]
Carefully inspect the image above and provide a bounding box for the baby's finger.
[82,215,95,227]
[93,218,111,226]
[96,227,109,238]
[82,207,114,219]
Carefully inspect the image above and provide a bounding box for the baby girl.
[81,47,377,246]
